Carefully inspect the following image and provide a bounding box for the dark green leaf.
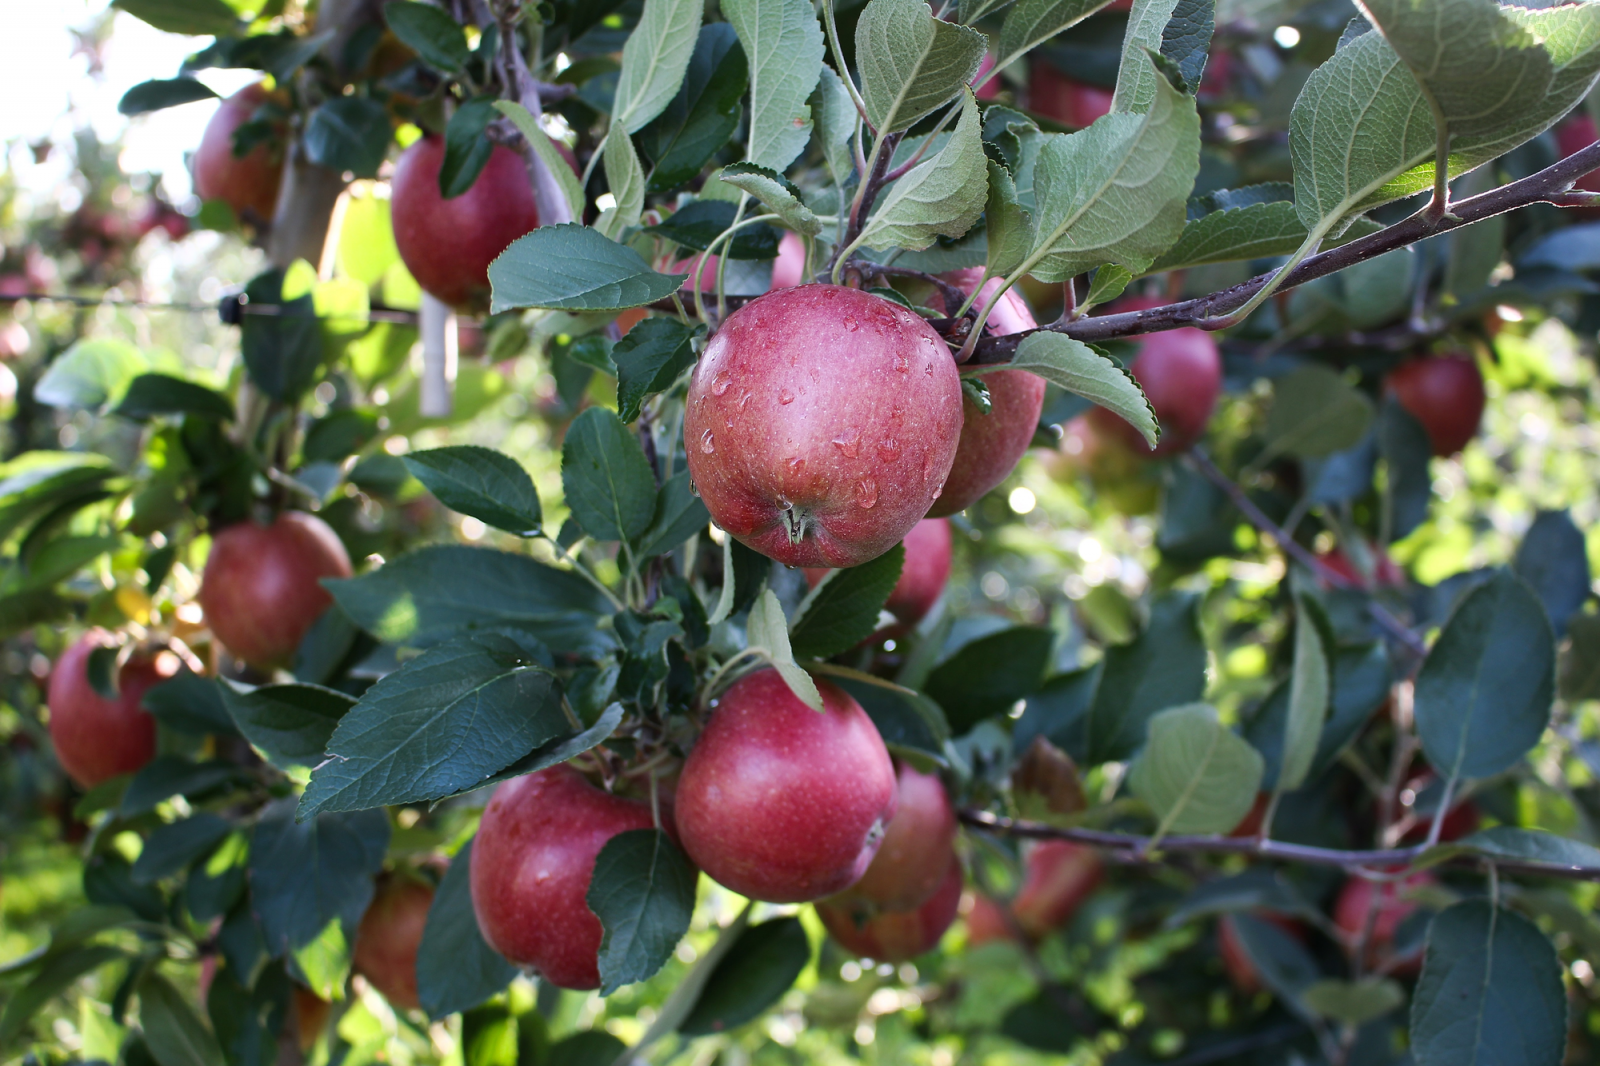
[120,758,240,816]
[440,98,498,199]
[1379,398,1433,542]
[1246,642,1394,789]
[1227,913,1322,1020]
[119,78,218,116]
[433,703,626,805]
[1458,826,1600,871]
[1414,571,1554,781]
[644,200,779,259]
[462,1007,517,1066]
[1014,664,1102,764]
[1159,0,1214,92]
[84,854,164,921]
[300,632,564,815]
[638,23,748,193]
[141,672,235,736]
[304,97,391,179]
[561,407,658,542]
[219,681,353,769]
[633,470,709,559]
[139,973,223,1066]
[588,829,698,994]
[404,446,543,536]
[85,645,121,700]
[1084,592,1207,764]
[417,838,517,1019]
[133,815,232,885]
[489,224,685,314]
[925,627,1053,735]
[679,918,811,1035]
[0,946,124,1049]
[790,546,904,660]
[302,408,379,463]
[545,1032,627,1066]
[205,963,287,1066]
[34,337,147,409]
[1561,613,1600,702]
[613,319,699,423]
[1513,510,1591,638]
[325,544,614,655]
[240,269,322,403]
[112,0,238,35]
[1410,901,1566,1066]
[248,801,389,956]
[113,374,234,422]
[0,588,70,638]
[833,676,950,759]
[383,0,471,72]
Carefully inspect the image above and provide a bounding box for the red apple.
[391,136,542,312]
[198,511,353,669]
[47,632,170,789]
[292,988,330,1052]
[683,285,964,567]
[972,53,1004,100]
[1383,353,1485,457]
[1087,298,1221,456]
[928,268,1046,516]
[1317,545,1406,590]
[353,873,434,1011]
[817,856,963,962]
[1388,771,1480,845]
[1029,60,1114,128]
[964,892,1014,946]
[832,761,957,911]
[193,83,284,225]
[1011,839,1103,938]
[1333,870,1436,971]
[471,765,658,990]
[770,231,807,289]
[1227,791,1270,838]
[1217,913,1303,994]
[675,668,897,902]
[802,517,953,639]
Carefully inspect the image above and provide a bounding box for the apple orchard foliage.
[12,0,1600,1064]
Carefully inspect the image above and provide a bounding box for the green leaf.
[35,337,148,410]
[1278,593,1331,793]
[0,944,125,1048]
[856,90,987,252]
[562,407,659,542]
[856,0,986,134]
[383,0,471,73]
[613,319,699,423]
[303,97,391,180]
[300,632,564,815]
[1084,592,1207,764]
[120,758,240,816]
[1129,703,1265,836]
[1159,0,1213,92]
[240,266,322,403]
[1414,571,1554,781]
[119,77,218,116]
[439,98,497,199]
[835,675,950,760]
[679,918,811,1035]
[1110,0,1183,113]
[984,160,1033,280]
[1082,265,1133,312]
[132,815,232,885]
[1560,613,1600,702]
[812,66,858,187]
[325,544,613,654]
[646,200,779,258]
[417,838,518,1019]
[790,545,904,660]
[996,0,1113,73]
[139,974,222,1066]
[719,163,822,236]
[219,681,354,769]
[612,0,705,133]
[1027,61,1200,281]
[1410,901,1566,1066]
[724,0,825,171]
[746,588,823,710]
[924,626,1054,735]
[489,224,685,313]
[403,446,543,537]
[248,801,389,956]
[638,24,749,193]
[112,0,238,35]
[1459,826,1600,871]
[112,373,233,422]
[1259,365,1374,463]
[493,102,586,220]
[597,130,646,240]
[588,829,698,994]
[634,470,710,559]
[1150,201,1308,272]
[142,672,235,736]
[1513,509,1590,638]
[1002,331,1157,450]
[1301,977,1404,1026]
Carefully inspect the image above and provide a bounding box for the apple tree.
[5,0,1600,1063]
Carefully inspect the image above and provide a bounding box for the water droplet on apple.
[856,478,878,509]
[877,438,901,461]
[711,371,732,396]
[787,456,805,475]
[700,430,716,454]
[922,452,935,481]
[832,429,860,458]
[779,389,795,405]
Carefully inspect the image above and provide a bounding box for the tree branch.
[970,139,1600,362]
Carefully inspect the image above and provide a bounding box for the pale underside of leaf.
[613,0,705,133]
[1003,331,1158,448]
[856,90,988,252]
[855,0,987,133]
[1111,0,1181,114]
[723,0,825,173]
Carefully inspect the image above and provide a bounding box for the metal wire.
[0,290,422,325]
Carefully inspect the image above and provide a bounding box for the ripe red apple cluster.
[966,840,1103,946]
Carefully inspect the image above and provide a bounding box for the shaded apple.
[1333,870,1437,972]
[817,856,963,962]
[972,53,1004,100]
[193,83,285,225]
[1317,545,1406,590]
[1384,353,1485,456]
[1087,297,1221,456]
[292,987,331,1052]
[964,891,1014,947]
[675,668,897,902]
[832,761,957,911]
[684,285,964,567]
[391,136,542,312]
[770,231,807,289]
[471,765,658,990]
[353,873,435,1011]
[1388,770,1480,845]
[802,517,953,640]
[1217,913,1303,995]
[1029,60,1114,128]
[928,268,1045,516]
[1227,791,1270,838]
[198,511,352,669]
[1011,839,1103,938]
[47,631,170,789]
